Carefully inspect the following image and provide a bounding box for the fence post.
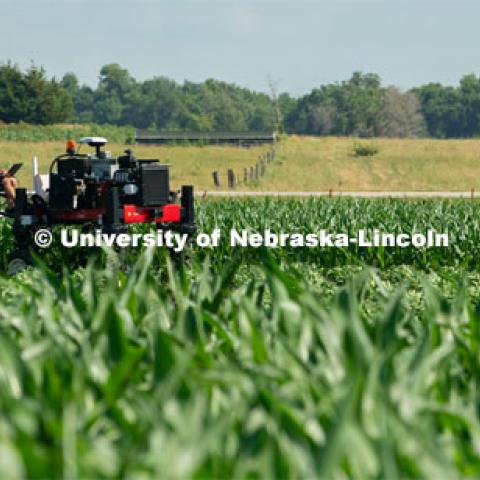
[212,171,220,187]
[227,169,235,188]
[260,161,266,176]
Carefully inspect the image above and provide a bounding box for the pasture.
[2,135,480,192]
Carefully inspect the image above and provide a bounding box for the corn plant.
[0,250,479,478]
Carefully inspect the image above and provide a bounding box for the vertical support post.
[14,188,27,228]
[104,186,121,228]
[227,169,235,188]
[213,171,220,187]
[32,156,38,176]
[181,185,195,227]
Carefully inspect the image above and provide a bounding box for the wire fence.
[211,147,277,189]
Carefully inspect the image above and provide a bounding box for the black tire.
[7,249,33,276]
[31,194,47,209]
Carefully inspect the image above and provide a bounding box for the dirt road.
[196,191,480,198]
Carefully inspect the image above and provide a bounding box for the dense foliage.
[61,64,276,132]
[2,196,480,477]
[413,75,480,138]
[0,64,72,125]
[2,62,480,138]
[60,68,429,138]
[283,73,426,138]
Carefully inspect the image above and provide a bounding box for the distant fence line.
[212,147,277,189]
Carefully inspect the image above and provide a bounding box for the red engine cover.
[124,205,149,223]
[124,204,181,224]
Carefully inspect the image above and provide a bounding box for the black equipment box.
[58,158,90,177]
[58,158,116,177]
[139,164,170,206]
[49,174,77,210]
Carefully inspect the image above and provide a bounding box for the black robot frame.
[0,141,195,272]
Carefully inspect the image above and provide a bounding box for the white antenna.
[32,155,38,176]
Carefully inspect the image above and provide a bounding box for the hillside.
[268,136,480,192]
[2,135,480,192]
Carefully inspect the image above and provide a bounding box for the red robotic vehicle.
[1,137,195,274]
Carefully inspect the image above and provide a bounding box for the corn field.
[193,198,480,268]
[1,198,480,478]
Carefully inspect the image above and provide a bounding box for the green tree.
[458,74,480,137]
[0,63,72,124]
[0,63,28,123]
[131,77,182,130]
[414,83,464,138]
[24,66,73,124]
[93,64,136,124]
[286,72,384,136]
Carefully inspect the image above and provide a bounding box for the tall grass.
[5,134,480,191]
[0,140,271,191]
[260,135,480,191]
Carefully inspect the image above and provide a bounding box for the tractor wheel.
[7,249,33,276]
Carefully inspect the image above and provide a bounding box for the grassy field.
[1,198,480,477]
[0,141,271,191]
[269,136,480,191]
[2,135,480,192]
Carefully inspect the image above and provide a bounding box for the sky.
[0,0,479,96]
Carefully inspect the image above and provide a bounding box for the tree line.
[1,62,480,139]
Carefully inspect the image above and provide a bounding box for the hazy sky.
[1,0,479,95]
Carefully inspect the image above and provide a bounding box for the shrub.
[352,142,379,157]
